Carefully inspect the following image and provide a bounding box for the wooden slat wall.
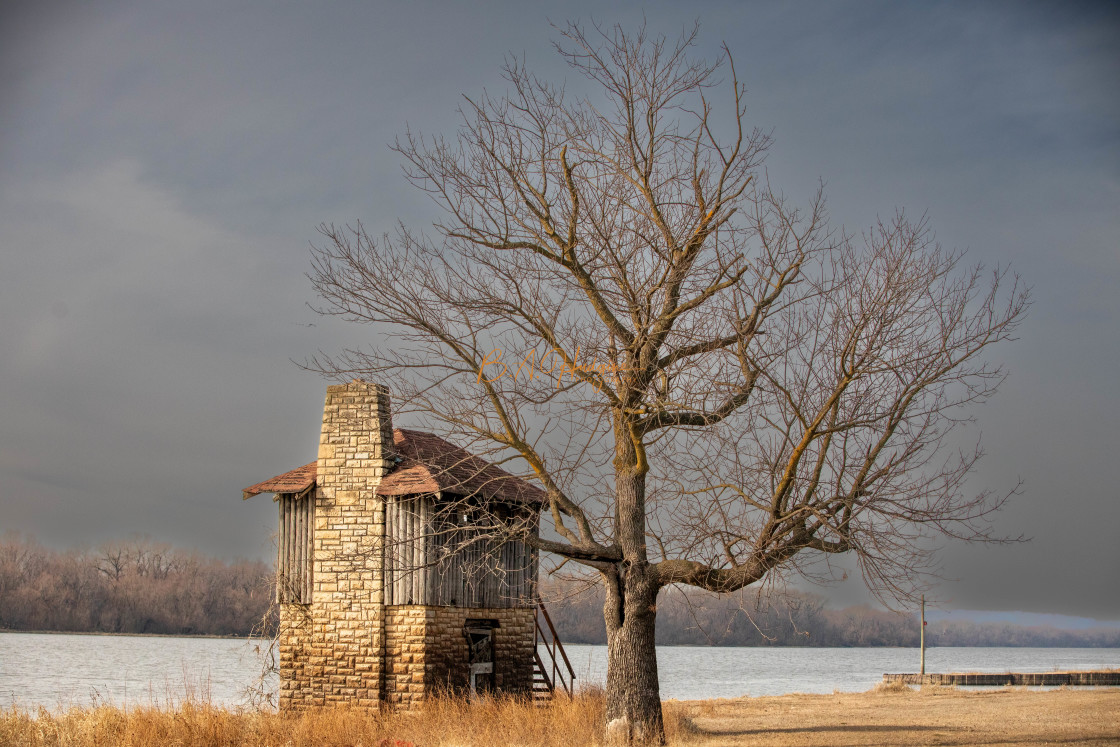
[386,494,434,605]
[384,496,537,608]
[277,493,313,604]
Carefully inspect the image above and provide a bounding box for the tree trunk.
[603,563,664,745]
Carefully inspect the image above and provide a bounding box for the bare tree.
[307,21,1027,744]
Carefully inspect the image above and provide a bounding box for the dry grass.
[3,688,1118,746]
[868,679,914,694]
[0,692,607,747]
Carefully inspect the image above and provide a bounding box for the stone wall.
[277,602,314,708]
[279,381,394,710]
[383,605,536,709]
[383,606,428,707]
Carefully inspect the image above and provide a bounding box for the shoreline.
[0,629,247,640]
[3,629,1120,648]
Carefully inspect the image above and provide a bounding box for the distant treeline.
[0,534,272,636]
[3,534,1117,646]
[541,582,1120,648]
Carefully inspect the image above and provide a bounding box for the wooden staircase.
[532,597,575,704]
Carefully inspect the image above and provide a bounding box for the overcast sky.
[2,1,1117,620]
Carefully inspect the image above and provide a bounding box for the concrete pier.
[883,671,1120,686]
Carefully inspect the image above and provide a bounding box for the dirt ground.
[667,687,1120,746]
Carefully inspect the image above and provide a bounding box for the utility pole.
[920,594,926,676]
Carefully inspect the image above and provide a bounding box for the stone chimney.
[317,379,395,498]
[280,380,394,709]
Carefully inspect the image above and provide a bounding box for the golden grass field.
[1,686,1117,746]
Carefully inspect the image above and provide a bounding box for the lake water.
[2,631,1118,710]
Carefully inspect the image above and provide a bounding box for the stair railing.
[534,596,575,697]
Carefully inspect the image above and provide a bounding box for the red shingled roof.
[241,429,545,505]
[242,461,316,500]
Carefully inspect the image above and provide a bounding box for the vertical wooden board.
[387,498,396,605]
[471,532,483,607]
[306,499,310,598]
[474,532,482,607]
[292,497,300,602]
[511,539,518,605]
[480,533,489,606]
[398,497,407,609]
[291,497,298,601]
[294,497,300,601]
[503,540,514,606]
[403,497,411,605]
[439,519,452,609]
[463,530,474,607]
[526,540,534,602]
[454,524,464,606]
[291,497,300,600]
[514,539,521,604]
[459,528,469,607]
[417,497,425,603]
[396,498,404,605]
[489,539,501,608]
[303,499,312,602]
[407,497,416,604]
[410,497,418,604]
[279,496,285,601]
[417,496,424,604]
[431,510,445,605]
[403,497,411,604]
[484,541,493,608]
[302,498,310,602]
[392,498,402,605]
[495,539,505,607]
[476,536,486,609]
[454,526,464,606]
[442,524,454,606]
[277,498,285,602]
[392,498,399,605]
[419,495,430,605]
[298,498,306,601]
[488,536,499,608]
[496,539,504,608]
[530,544,539,600]
[397,498,405,605]
[421,497,432,609]
[521,539,531,604]
[428,504,438,605]
[518,540,529,604]
[395,499,403,606]
[283,496,292,602]
[397,498,406,606]
[401,500,407,604]
[417,496,425,603]
[508,539,517,606]
[385,499,391,604]
[439,523,451,605]
[441,522,451,606]
[401,497,408,604]
[287,496,295,603]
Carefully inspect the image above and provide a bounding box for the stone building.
[242,380,571,710]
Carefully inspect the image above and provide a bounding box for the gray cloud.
[1,0,1117,618]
